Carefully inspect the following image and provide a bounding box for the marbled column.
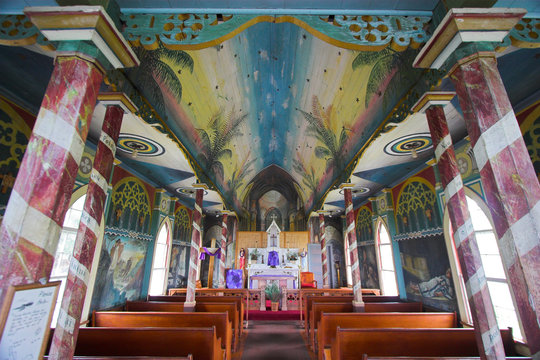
[184,188,204,311]
[318,212,329,288]
[49,98,128,359]
[0,55,102,305]
[343,186,364,311]
[421,96,505,359]
[218,212,228,288]
[450,53,540,355]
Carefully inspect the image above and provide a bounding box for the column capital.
[220,210,235,217]
[98,92,138,114]
[338,182,354,190]
[413,8,525,69]
[24,5,139,69]
[411,91,455,113]
[192,182,209,190]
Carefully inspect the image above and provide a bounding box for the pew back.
[329,328,516,360]
[317,312,457,359]
[92,311,232,360]
[72,327,223,360]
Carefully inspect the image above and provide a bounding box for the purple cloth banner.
[199,247,221,260]
[267,250,279,266]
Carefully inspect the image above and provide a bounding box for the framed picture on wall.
[0,281,61,360]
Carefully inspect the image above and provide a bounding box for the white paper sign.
[0,282,59,360]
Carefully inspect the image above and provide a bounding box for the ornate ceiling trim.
[122,13,430,51]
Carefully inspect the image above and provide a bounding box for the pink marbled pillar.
[426,104,505,359]
[184,188,204,311]
[450,53,540,355]
[0,55,102,306]
[218,213,228,288]
[343,187,364,311]
[49,104,124,359]
[319,212,329,288]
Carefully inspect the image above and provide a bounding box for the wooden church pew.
[48,327,223,360]
[125,300,240,351]
[92,311,233,360]
[303,295,401,330]
[309,302,423,350]
[327,328,520,360]
[148,294,245,334]
[317,312,457,359]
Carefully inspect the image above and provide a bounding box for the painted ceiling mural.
[124,20,426,213]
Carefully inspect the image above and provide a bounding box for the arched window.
[149,221,172,295]
[50,194,86,327]
[376,220,398,295]
[466,196,522,341]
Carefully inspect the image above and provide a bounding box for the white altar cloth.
[247,265,299,289]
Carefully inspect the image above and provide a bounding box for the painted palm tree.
[352,47,420,109]
[197,109,248,181]
[292,157,318,193]
[298,96,350,172]
[129,45,194,115]
[227,152,257,199]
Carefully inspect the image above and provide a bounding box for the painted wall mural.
[167,204,192,290]
[91,174,154,310]
[124,21,425,213]
[355,205,379,289]
[0,96,33,220]
[325,221,347,288]
[518,100,540,179]
[392,171,455,311]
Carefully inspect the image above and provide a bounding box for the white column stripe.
[69,257,90,286]
[33,108,85,163]
[346,223,355,234]
[90,168,108,194]
[351,261,359,272]
[57,308,77,334]
[4,190,62,255]
[195,203,202,213]
[353,282,362,292]
[453,218,474,248]
[473,111,522,171]
[444,175,463,203]
[80,210,100,237]
[465,268,486,297]
[346,204,353,213]
[507,200,540,259]
[435,134,452,161]
[481,325,502,354]
[99,131,117,154]
[193,222,201,234]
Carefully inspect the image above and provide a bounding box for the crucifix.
[270,214,277,221]
[270,234,277,247]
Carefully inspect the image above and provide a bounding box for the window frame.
[148,218,173,296]
[374,217,398,296]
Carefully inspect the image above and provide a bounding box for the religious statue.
[238,248,246,269]
[300,248,308,270]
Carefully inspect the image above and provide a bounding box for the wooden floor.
[234,320,316,360]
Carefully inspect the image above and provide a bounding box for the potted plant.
[265,282,281,311]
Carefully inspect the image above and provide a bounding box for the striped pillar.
[184,186,205,311]
[450,53,540,355]
[0,55,103,306]
[413,92,505,359]
[49,93,135,359]
[218,211,229,288]
[341,184,364,311]
[318,211,329,288]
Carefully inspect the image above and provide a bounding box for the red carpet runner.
[248,310,300,321]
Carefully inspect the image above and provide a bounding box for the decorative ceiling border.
[121,14,430,51]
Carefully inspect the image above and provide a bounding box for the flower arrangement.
[286,250,298,261]
[250,248,261,260]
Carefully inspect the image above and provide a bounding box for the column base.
[184,301,196,312]
[352,301,365,312]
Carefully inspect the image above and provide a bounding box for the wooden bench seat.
[124,300,240,351]
[327,328,520,360]
[309,302,423,350]
[52,327,223,360]
[92,311,232,360]
[148,294,245,334]
[45,356,193,359]
[317,312,457,359]
[303,295,401,330]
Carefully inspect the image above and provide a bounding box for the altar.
[245,220,302,290]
